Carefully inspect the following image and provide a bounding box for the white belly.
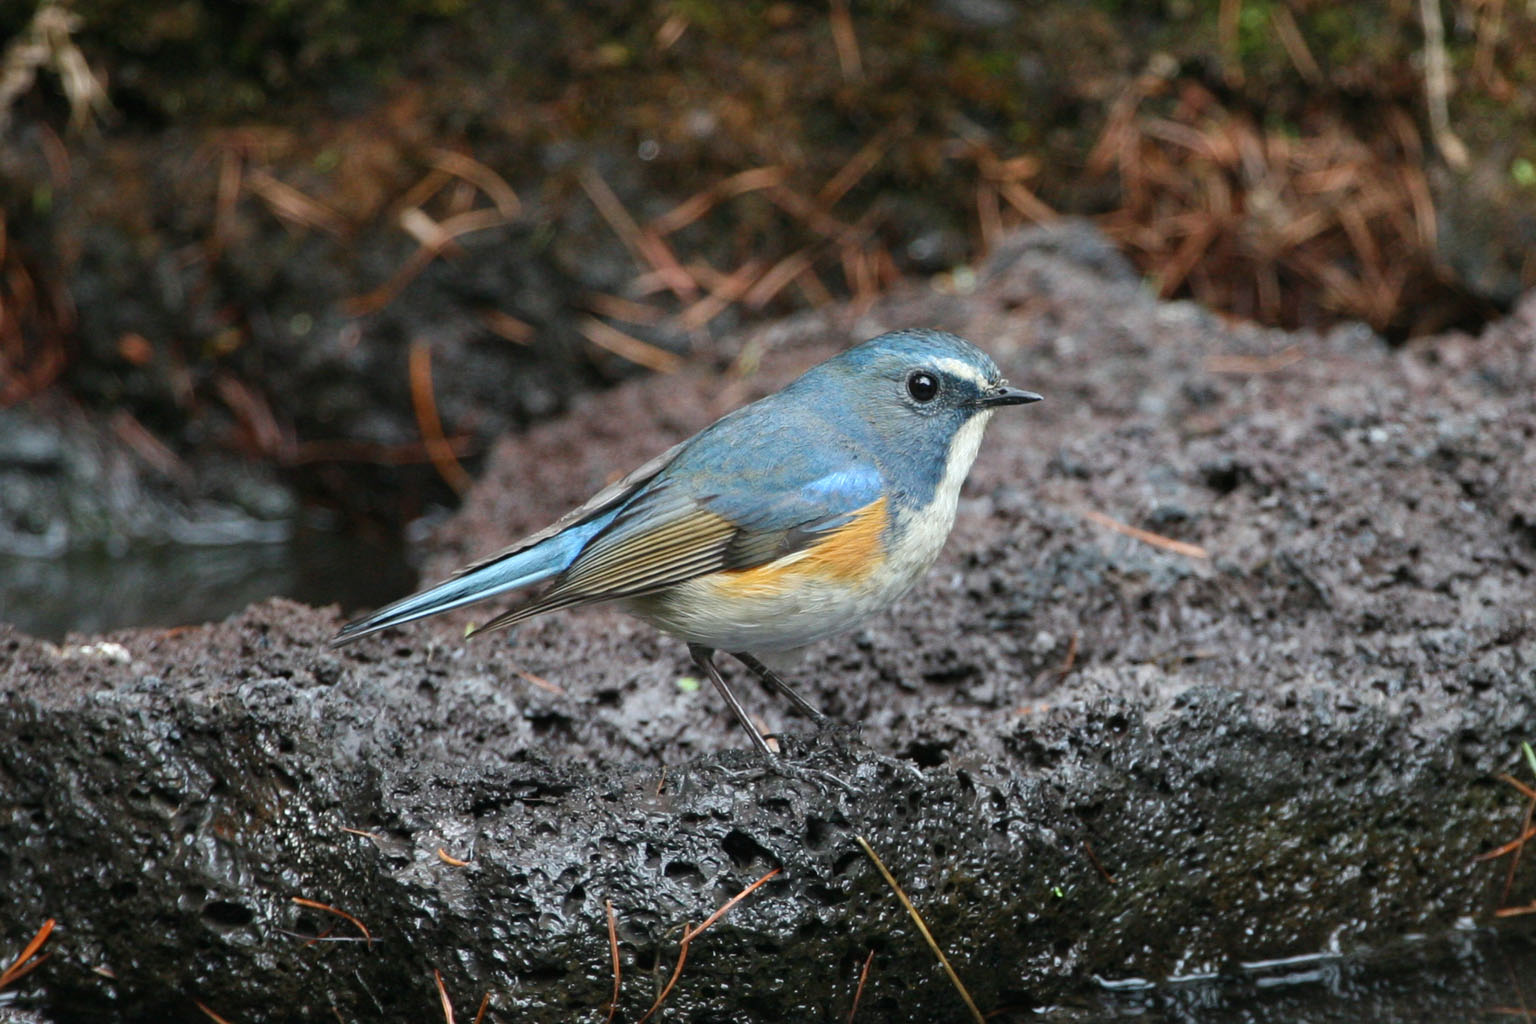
[625,555,922,652]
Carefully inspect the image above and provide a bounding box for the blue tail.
[329,513,614,646]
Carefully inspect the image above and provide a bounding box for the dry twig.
[0,1,110,131]
[820,131,890,208]
[605,899,621,1024]
[430,148,521,220]
[408,339,474,495]
[848,949,875,1022]
[577,317,684,373]
[1493,757,1536,907]
[435,969,455,1024]
[1477,827,1536,863]
[679,259,764,330]
[586,293,668,327]
[194,1000,236,1024]
[828,0,863,82]
[1081,508,1210,560]
[650,167,787,236]
[432,972,489,1024]
[1205,344,1305,375]
[1269,6,1322,84]
[1418,0,1469,168]
[855,836,984,1024]
[1495,900,1536,919]
[1056,632,1079,684]
[340,826,387,841]
[510,666,564,696]
[579,166,697,301]
[0,918,54,991]
[480,309,536,344]
[636,867,782,1023]
[246,170,349,238]
[655,12,689,50]
[292,897,373,947]
[1083,839,1118,886]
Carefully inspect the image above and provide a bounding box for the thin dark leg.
[689,644,774,757]
[731,652,827,723]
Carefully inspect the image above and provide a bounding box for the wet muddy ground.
[2,225,1534,1021]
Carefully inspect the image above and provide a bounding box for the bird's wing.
[471,441,885,633]
[330,441,690,644]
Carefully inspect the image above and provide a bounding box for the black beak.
[978,383,1043,408]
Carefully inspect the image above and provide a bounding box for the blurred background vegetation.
[1,0,1533,632]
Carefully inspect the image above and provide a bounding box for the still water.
[0,528,415,640]
[1052,928,1536,1021]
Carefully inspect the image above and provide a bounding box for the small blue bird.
[332,329,1040,754]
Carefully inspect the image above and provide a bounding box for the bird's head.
[811,328,1040,444]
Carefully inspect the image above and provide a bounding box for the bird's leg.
[689,644,775,757]
[731,652,828,724]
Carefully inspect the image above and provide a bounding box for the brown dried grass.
[1093,79,1442,334]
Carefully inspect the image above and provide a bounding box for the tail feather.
[329,515,609,646]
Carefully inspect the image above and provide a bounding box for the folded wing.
[329,442,686,645]
[470,454,886,634]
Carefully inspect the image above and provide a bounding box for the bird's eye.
[906,371,939,403]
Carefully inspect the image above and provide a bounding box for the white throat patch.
[881,409,993,585]
[942,410,993,497]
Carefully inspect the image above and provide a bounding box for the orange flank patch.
[716,497,888,597]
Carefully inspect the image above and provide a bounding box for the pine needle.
[855,835,983,1024]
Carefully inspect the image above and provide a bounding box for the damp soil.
[2,225,1534,1022]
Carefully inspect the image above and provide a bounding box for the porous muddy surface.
[2,226,1533,1022]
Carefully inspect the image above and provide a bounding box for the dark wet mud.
[2,225,1533,1021]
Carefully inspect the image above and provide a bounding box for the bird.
[331,328,1041,755]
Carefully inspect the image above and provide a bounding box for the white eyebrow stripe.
[928,356,992,388]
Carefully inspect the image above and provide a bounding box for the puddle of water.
[1038,927,1536,1022]
[0,526,416,640]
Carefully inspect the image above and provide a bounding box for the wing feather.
[546,507,738,598]
[448,441,687,581]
